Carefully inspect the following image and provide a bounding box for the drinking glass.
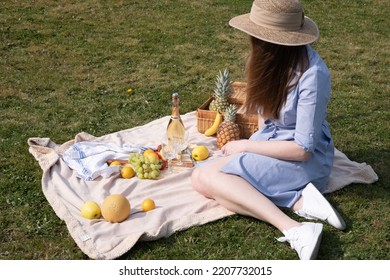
[161,142,178,174]
[173,132,189,166]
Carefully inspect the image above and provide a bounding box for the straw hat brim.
[229,13,319,46]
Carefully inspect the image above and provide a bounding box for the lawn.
[0,0,389,260]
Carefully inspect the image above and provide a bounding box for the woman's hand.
[221,139,250,156]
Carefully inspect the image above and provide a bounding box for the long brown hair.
[244,36,309,119]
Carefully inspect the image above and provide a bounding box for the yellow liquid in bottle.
[167,117,185,143]
[166,92,185,146]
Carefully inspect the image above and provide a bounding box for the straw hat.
[229,0,319,46]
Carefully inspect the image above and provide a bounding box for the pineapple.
[217,104,240,149]
[209,68,232,112]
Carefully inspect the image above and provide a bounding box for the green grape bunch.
[128,153,162,179]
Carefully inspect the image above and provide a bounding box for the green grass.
[1,0,389,260]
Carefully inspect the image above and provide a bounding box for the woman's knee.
[191,157,231,197]
[191,167,210,197]
[191,167,203,191]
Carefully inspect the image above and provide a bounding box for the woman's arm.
[222,114,311,161]
[221,139,312,162]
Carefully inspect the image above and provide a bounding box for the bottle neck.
[171,94,180,118]
[171,107,180,118]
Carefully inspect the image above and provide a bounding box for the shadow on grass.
[335,148,387,190]
[320,229,345,259]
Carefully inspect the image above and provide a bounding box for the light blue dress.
[220,45,334,208]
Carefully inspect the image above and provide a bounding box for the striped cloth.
[62,141,153,181]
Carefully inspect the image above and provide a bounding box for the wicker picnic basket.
[196,82,258,139]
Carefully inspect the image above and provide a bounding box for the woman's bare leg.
[191,155,301,232]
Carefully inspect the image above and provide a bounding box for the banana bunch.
[204,112,223,136]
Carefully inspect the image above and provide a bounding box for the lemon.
[191,145,209,161]
[110,160,122,167]
[121,164,135,179]
[81,201,101,220]
[141,198,156,212]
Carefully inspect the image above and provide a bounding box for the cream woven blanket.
[28,111,378,259]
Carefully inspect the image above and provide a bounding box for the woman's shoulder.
[297,46,332,96]
[306,45,330,75]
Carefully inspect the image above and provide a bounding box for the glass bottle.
[166,92,185,146]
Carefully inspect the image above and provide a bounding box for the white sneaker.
[295,183,346,230]
[277,222,323,260]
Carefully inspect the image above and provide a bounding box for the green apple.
[81,201,101,219]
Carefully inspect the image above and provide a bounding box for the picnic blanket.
[28,111,378,259]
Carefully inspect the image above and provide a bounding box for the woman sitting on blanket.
[191,0,346,260]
